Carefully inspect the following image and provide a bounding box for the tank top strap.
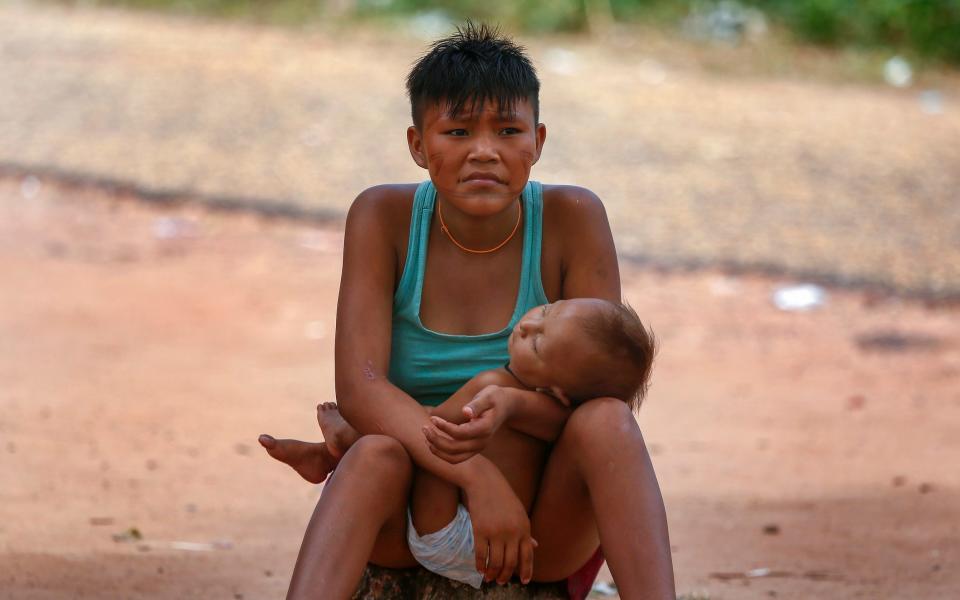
[394,181,435,310]
[521,180,549,308]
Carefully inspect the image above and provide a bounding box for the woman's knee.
[341,434,412,481]
[563,397,639,449]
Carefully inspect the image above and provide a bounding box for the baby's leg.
[410,406,549,587]
[406,378,492,531]
[409,468,461,535]
[259,402,363,483]
[315,402,362,457]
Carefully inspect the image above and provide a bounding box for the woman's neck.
[434,194,523,252]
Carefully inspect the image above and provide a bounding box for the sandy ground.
[2,177,959,599]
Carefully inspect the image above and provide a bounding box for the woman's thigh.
[529,398,643,582]
[527,424,600,582]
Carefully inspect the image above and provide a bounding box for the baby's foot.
[316,402,361,459]
[258,435,338,484]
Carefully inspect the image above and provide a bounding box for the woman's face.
[506,299,604,406]
[407,98,547,218]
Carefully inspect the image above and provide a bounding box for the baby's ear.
[549,386,571,407]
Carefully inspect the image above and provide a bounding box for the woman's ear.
[407,126,428,169]
[531,122,547,165]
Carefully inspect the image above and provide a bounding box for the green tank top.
[388,180,550,407]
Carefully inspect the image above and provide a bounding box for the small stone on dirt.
[591,580,617,596]
[846,395,866,410]
[854,331,942,353]
[112,527,143,542]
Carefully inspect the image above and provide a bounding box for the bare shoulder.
[541,184,605,207]
[541,184,609,226]
[344,184,418,263]
[347,183,419,229]
[540,184,613,251]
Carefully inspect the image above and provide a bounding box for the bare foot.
[316,402,361,459]
[258,435,338,484]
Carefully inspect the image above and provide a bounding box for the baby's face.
[506,298,606,405]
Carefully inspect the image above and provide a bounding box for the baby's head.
[507,299,656,410]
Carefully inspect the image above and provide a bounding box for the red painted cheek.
[426,152,446,174]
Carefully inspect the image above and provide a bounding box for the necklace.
[437,198,522,254]
[503,361,533,389]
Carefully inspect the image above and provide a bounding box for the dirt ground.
[1,176,958,599]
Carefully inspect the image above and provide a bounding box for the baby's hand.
[424,385,515,464]
[463,384,509,419]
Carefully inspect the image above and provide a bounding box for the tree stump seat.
[352,564,569,599]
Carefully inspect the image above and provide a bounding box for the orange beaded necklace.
[437,199,522,254]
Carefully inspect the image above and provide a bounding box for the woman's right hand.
[462,460,537,585]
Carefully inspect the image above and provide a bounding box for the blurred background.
[4,0,960,295]
[1,1,959,599]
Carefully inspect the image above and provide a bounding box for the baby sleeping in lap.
[266,298,656,588]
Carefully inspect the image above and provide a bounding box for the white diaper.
[406,503,483,589]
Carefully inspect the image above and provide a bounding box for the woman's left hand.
[423,384,515,463]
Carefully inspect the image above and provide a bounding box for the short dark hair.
[565,301,657,411]
[406,21,540,129]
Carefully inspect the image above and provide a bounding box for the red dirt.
[1,179,958,599]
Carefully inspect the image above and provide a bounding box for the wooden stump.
[352,564,569,599]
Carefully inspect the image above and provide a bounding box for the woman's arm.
[544,185,622,302]
[333,187,535,582]
[333,187,465,477]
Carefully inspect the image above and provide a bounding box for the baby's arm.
[430,369,570,439]
[476,381,571,442]
[423,369,572,464]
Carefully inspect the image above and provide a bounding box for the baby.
[262,297,656,588]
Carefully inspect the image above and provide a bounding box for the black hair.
[406,21,540,129]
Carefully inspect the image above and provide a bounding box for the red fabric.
[565,547,604,600]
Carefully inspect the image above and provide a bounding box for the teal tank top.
[388,180,550,407]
